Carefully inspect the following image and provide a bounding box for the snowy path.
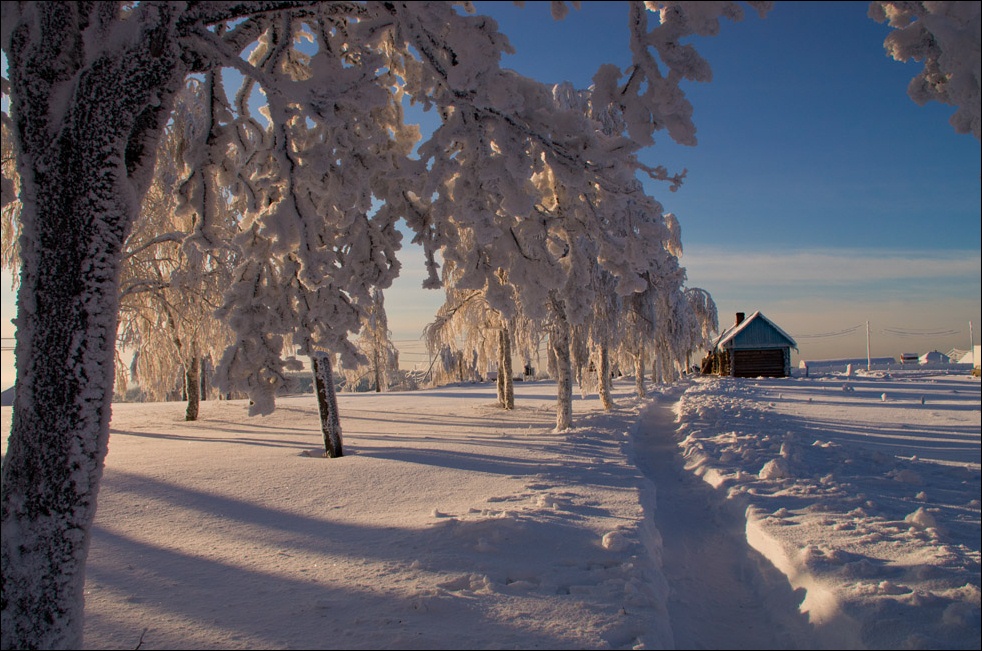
[632,391,813,649]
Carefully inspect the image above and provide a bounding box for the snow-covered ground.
[672,369,981,649]
[1,369,978,649]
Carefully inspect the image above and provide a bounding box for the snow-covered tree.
[3,78,238,417]
[116,81,237,418]
[584,255,620,411]
[345,287,400,392]
[869,1,981,139]
[655,288,694,382]
[208,9,417,456]
[619,277,658,399]
[424,303,487,387]
[1,2,770,647]
[423,260,517,407]
[683,286,720,366]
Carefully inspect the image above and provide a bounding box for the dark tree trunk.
[550,305,573,432]
[496,339,505,405]
[635,348,646,398]
[553,331,573,431]
[200,356,210,401]
[185,352,200,421]
[373,348,382,392]
[313,352,343,458]
[498,327,514,409]
[597,343,613,411]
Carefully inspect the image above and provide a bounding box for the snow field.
[3,371,977,649]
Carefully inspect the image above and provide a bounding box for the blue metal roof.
[713,311,798,351]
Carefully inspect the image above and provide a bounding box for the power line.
[791,324,864,340]
[880,327,962,337]
[790,324,966,340]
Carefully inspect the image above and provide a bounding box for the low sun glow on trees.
[1,2,978,649]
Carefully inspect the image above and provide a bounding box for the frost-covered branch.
[869,1,980,139]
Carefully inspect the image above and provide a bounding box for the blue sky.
[2,1,980,389]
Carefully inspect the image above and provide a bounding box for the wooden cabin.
[705,311,798,378]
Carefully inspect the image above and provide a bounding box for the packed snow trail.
[632,390,814,649]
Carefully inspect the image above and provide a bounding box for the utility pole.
[866,321,871,371]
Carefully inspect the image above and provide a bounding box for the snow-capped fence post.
[313,352,343,458]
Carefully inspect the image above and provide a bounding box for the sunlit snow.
[4,368,976,650]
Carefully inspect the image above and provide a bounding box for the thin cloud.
[682,246,981,287]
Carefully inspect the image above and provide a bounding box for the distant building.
[798,357,896,374]
[919,350,950,365]
[955,345,981,367]
[704,311,798,378]
[947,348,968,362]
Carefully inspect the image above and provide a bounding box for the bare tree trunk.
[597,344,613,410]
[185,350,200,421]
[499,327,514,409]
[373,347,382,392]
[635,348,646,398]
[663,349,676,383]
[570,327,588,394]
[312,352,343,458]
[652,345,664,385]
[496,352,505,405]
[200,356,210,401]
[551,316,573,432]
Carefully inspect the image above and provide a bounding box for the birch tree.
[209,10,415,455]
[344,287,400,392]
[683,286,720,368]
[423,263,507,404]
